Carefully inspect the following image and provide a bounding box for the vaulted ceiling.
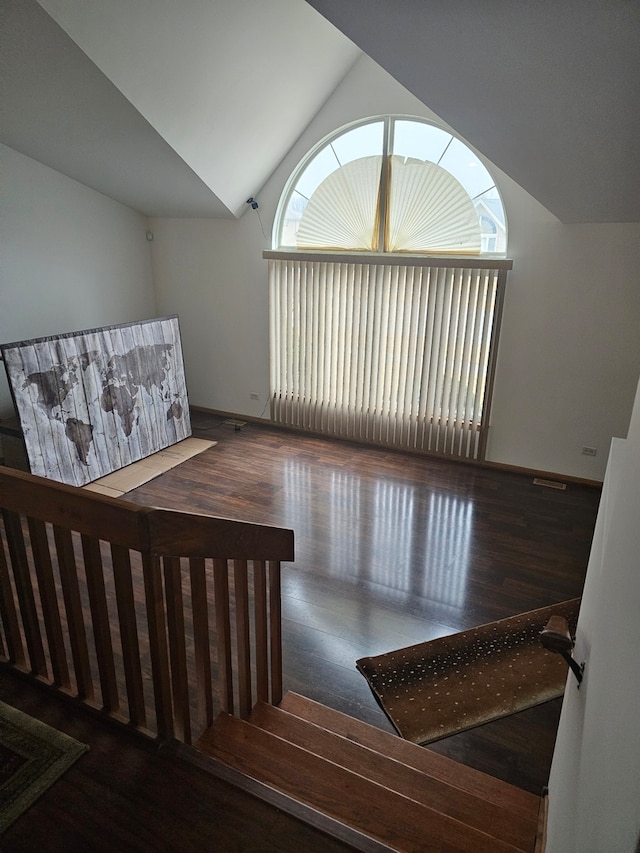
[1,0,359,218]
[2,0,639,223]
[306,0,640,223]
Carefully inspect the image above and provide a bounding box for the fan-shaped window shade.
[275,116,506,256]
[297,156,382,250]
[387,157,481,253]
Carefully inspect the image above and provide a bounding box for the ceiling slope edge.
[36,0,361,219]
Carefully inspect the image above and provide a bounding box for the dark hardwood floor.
[134,413,599,792]
[1,414,600,850]
[0,673,354,853]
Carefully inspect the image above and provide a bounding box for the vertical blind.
[266,252,511,461]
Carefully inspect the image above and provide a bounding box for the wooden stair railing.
[1,465,543,850]
[0,465,293,743]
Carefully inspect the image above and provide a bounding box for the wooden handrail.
[0,465,294,743]
[1,467,294,560]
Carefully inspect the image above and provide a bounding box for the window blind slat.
[269,258,506,461]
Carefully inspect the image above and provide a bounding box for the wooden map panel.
[1,316,191,486]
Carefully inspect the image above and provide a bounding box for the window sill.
[263,249,513,270]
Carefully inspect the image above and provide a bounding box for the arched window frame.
[265,116,512,463]
[272,115,508,257]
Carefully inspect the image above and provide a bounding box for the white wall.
[0,144,157,418]
[489,205,640,478]
[151,55,640,480]
[149,216,271,418]
[546,375,640,852]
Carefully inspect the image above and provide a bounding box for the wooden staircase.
[196,692,541,852]
[0,467,544,849]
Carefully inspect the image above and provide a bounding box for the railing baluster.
[81,534,119,713]
[254,560,269,704]
[0,515,26,666]
[2,510,47,677]
[213,558,233,715]
[53,524,93,699]
[269,560,283,705]
[28,518,69,688]
[234,559,251,718]
[189,557,213,731]
[163,556,191,744]
[111,544,146,727]
[142,552,174,740]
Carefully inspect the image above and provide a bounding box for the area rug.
[0,701,89,833]
[356,598,580,745]
[83,436,216,497]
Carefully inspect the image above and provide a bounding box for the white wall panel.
[0,145,156,418]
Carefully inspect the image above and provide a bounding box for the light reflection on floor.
[278,455,477,697]
[283,456,473,609]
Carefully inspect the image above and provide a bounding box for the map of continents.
[2,318,191,486]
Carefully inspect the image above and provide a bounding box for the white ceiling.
[305,0,640,224]
[1,0,359,218]
[1,0,231,217]
[2,0,638,223]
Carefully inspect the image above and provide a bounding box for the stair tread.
[279,691,539,818]
[198,712,535,853]
[249,701,537,851]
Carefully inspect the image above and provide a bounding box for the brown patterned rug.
[356,599,580,745]
[0,701,89,833]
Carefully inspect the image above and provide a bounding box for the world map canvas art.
[1,316,192,486]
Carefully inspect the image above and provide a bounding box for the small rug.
[0,701,89,833]
[356,598,580,745]
[83,436,216,497]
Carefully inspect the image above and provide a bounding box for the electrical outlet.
[581,446,597,456]
[249,392,259,400]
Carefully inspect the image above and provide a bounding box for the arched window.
[266,117,512,462]
[274,116,507,254]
